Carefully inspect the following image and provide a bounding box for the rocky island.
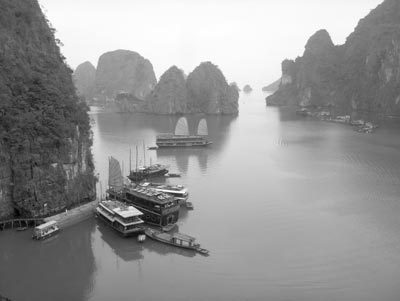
[0,0,96,219]
[243,85,253,93]
[267,0,400,118]
[74,58,239,115]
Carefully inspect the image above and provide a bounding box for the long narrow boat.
[144,228,209,255]
[156,117,212,148]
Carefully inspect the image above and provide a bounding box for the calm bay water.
[2,92,400,300]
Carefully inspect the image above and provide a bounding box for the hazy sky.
[39,0,383,89]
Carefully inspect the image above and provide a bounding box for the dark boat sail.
[156,117,212,148]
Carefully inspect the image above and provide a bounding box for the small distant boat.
[166,173,181,178]
[185,202,194,210]
[144,228,209,255]
[32,220,60,240]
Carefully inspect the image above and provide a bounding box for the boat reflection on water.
[96,221,144,262]
[155,115,237,174]
[0,219,97,301]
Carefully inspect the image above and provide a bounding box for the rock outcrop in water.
[146,66,187,114]
[144,62,238,115]
[243,85,253,93]
[267,0,400,116]
[0,0,95,219]
[186,62,239,114]
[93,49,156,102]
[73,61,96,102]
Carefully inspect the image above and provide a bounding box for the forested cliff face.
[146,66,188,114]
[93,50,156,102]
[119,62,239,115]
[0,0,95,219]
[267,0,400,116]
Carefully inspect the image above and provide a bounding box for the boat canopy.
[173,232,196,242]
[174,117,189,136]
[35,220,58,230]
[197,118,208,136]
[109,156,123,188]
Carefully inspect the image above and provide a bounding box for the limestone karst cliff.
[119,62,239,115]
[0,0,95,219]
[186,62,239,115]
[93,50,156,102]
[267,0,400,116]
[146,66,187,114]
[73,61,96,103]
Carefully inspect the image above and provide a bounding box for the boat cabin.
[32,220,59,240]
[172,233,197,247]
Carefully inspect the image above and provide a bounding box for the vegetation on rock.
[93,50,156,102]
[267,0,400,117]
[0,0,95,219]
[73,61,96,103]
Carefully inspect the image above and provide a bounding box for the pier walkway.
[0,218,44,230]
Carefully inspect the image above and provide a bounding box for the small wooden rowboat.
[144,228,209,255]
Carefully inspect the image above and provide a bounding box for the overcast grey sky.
[39,0,383,89]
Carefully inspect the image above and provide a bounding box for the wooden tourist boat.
[107,156,180,229]
[156,117,212,148]
[32,220,59,240]
[144,228,209,255]
[95,200,145,237]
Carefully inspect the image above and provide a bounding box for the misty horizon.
[39,0,382,89]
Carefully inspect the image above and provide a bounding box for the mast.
[143,140,146,167]
[129,148,132,173]
[135,145,138,173]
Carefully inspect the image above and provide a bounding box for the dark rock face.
[186,62,239,114]
[73,61,96,102]
[267,0,400,116]
[0,0,95,219]
[93,49,156,102]
[146,66,187,114]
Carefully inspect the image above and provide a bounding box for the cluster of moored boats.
[94,117,211,255]
[296,109,379,134]
[30,117,211,255]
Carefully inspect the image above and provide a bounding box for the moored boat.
[185,202,194,210]
[128,164,169,182]
[140,182,189,204]
[144,228,209,255]
[108,184,180,228]
[32,220,59,240]
[108,156,180,229]
[95,200,144,237]
[156,117,212,148]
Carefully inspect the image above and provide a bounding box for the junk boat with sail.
[107,157,180,230]
[128,145,169,181]
[128,163,169,181]
[156,117,212,148]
